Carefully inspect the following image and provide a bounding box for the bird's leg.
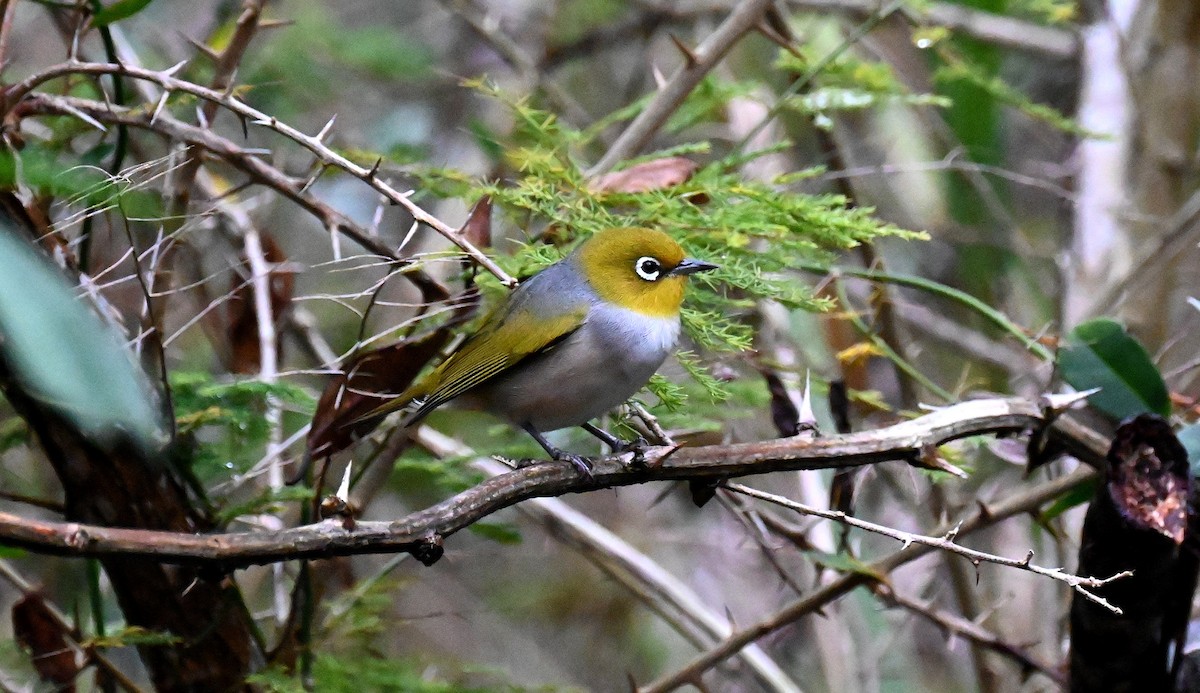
[581,422,648,466]
[520,423,593,479]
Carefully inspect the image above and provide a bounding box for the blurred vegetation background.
[1,0,1198,691]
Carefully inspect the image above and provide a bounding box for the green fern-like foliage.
[407,84,921,414]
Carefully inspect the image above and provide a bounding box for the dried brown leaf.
[227,232,294,374]
[590,156,699,193]
[12,593,80,691]
[459,195,493,249]
[307,329,451,458]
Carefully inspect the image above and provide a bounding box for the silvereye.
[365,227,718,474]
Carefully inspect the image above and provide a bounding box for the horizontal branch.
[0,397,1105,567]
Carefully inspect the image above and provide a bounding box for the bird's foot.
[552,450,594,481]
[616,436,651,468]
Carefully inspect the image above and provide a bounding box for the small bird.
[361,227,718,475]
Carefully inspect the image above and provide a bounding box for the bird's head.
[576,227,718,318]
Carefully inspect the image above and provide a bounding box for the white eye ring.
[634,256,662,281]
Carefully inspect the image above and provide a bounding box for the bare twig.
[439,0,590,124]
[0,397,1104,565]
[17,93,448,299]
[4,61,514,285]
[876,585,1066,687]
[637,0,1077,58]
[639,466,1098,692]
[723,482,1129,611]
[586,0,774,177]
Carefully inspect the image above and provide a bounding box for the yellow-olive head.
[577,227,718,318]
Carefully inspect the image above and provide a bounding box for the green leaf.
[1058,318,1169,419]
[468,521,523,545]
[0,226,166,452]
[0,546,27,559]
[810,551,887,581]
[1038,477,1100,523]
[91,0,154,26]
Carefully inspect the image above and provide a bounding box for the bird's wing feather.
[403,304,587,423]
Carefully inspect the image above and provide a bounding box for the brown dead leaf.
[307,329,451,458]
[12,593,80,691]
[591,157,699,193]
[460,195,492,249]
[226,232,294,374]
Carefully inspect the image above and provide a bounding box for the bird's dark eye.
[634,256,662,281]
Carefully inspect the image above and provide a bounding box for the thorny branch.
[639,466,1098,692]
[0,397,1104,566]
[876,584,1066,686]
[723,482,1130,612]
[3,60,515,285]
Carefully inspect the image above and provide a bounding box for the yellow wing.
[358,301,587,426]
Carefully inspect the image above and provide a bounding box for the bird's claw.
[554,451,594,481]
[617,437,650,468]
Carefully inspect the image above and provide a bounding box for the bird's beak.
[669,258,719,276]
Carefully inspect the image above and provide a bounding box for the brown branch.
[166,0,267,215]
[639,465,1097,692]
[2,61,514,285]
[585,0,774,177]
[876,584,1066,687]
[626,1,1077,58]
[0,397,1103,567]
[16,93,448,300]
[724,481,1129,611]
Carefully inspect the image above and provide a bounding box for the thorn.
[184,35,220,62]
[1040,388,1100,413]
[912,442,968,478]
[57,102,106,133]
[397,220,420,254]
[367,156,383,179]
[328,223,342,262]
[944,522,962,542]
[646,442,685,468]
[69,25,82,62]
[150,91,169,125]
[258,18,294,30]
[754,19,802,59]
[161,59,188,78]
[316,114,337,142]
[667,33,699,67]
[651,63,667,90]
[298,163,329,194]
[797,369,818,432]
[238,114,248,139]
[195,104,209,130]
[336,461,352,500]
[368,201,386,237]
